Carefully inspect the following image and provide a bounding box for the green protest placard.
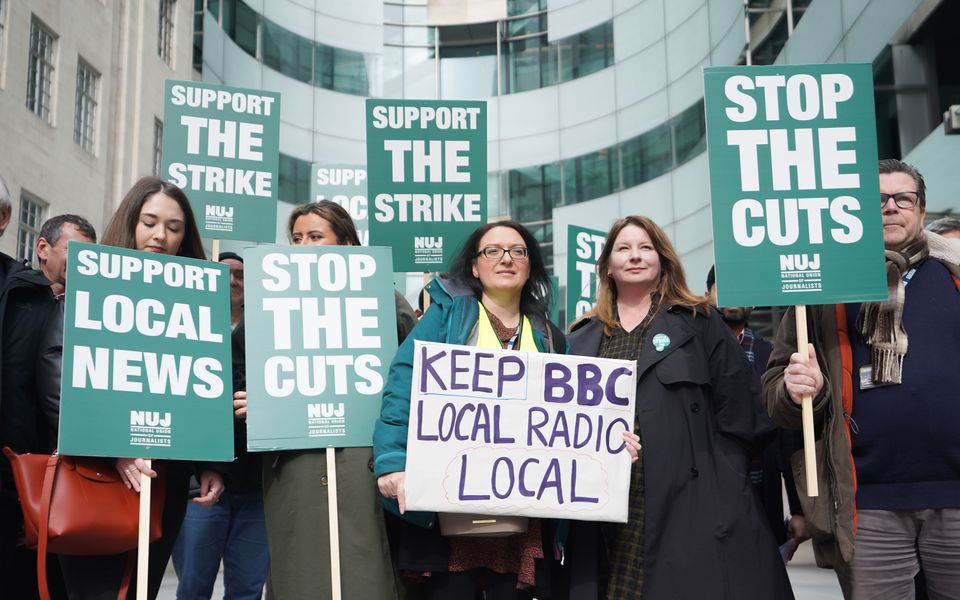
[549,275,561,326]
[59,243,233,460]
[311,164,369,246]
[704,64,887,307]
[162,79,281,242]
[244,245,399,451]
[566,225,605,328]
[366,100,487,272]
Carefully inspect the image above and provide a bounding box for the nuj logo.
[130,411,172,427]
[206,205,234,218]
[308,403,345,418]
[414,236,442,249]
[779,253,820,271]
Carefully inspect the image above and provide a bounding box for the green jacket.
[374,276,564,527]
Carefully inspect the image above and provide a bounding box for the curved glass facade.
[209,0,614,98]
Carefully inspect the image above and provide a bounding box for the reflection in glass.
[263,19,312,83]
[404,47,437,99]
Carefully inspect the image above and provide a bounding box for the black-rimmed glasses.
[880,192,919,209]
[476,246,529,261]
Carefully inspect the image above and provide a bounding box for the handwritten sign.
[404,341,636,522]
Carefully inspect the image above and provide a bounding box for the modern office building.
[0,0,195,263]
[0,1,956,323]
[196,0,959,323]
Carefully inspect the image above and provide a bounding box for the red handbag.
[2,448,165,600]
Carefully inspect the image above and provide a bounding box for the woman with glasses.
[566,215,793,600]
[373,221,568,599]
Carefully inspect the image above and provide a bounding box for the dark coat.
[567,306,793,600]
[0,268,57,457]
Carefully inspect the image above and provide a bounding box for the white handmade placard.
[405,340,636,522]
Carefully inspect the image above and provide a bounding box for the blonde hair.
[583,215,708,335]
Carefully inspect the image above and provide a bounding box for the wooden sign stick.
[136,460,153,600]
[211,239,221,263]
[794,305,819,497]
[327,448,342,600]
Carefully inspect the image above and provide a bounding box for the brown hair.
[879,158,926,209]
[101,177,205,259]
[584,215,708,334]
[286,201,361,246]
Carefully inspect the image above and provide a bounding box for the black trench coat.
[566,305,793,600]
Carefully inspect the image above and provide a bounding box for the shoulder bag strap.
[36,454,58,600]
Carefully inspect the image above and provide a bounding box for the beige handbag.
[438,512,529,537]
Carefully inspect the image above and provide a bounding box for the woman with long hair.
[566,216,793,599]
[374,220,569,599]
[54,176,225,600]
[232,200,415,599]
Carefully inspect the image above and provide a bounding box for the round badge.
[652,333,670,352]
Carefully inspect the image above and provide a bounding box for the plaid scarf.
[856,235,929,384]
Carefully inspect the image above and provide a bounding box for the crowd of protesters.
[0,157,956,600]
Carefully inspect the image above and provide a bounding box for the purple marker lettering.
[543,362,573,403]
[438,403,457,441]
[491,457,515,499]
[497,355,526,396]
[518,458,539,497]
[549,411,570,447]
[537,458,564,504]
[454,403,476,441]
[420,346,447,393]
[570,459,600,503]
[604,367,632,405]
[458,454,490,501]
[527,407,549,446]
[472,351,494,393]
[471,403,491,443]
[415,400,438,441]
[450,349,470,390]
[577,363,603,406]
[606,417,630,454]
[573,413,593,449]
[492,404,515,443]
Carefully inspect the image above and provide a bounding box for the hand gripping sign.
[405,341,636,522]
[704,63,888,496]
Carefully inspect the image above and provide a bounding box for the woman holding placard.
[566,216,793,599]
[236,200,415,600]
[49,177,225,600]
[374,221,571,599]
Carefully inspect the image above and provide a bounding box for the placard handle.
[327,448,342,600]
[795,305,819,497]
[136,460,152,600]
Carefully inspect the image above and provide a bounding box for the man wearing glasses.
[762,159,960,599]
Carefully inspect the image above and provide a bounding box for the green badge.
[652,333,670,352]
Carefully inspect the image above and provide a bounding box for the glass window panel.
[232,0,258,57]
[263,19,312,83]
[384,4,403,24]
[404,26,434,46]
[504,36,543,94]
[508,0,544,17]
[673,100,706,165]
[403,5,427,25]
[562,147,618,205]
[331,47,369,95]
[384,24,403,45]
[207,0,220,20]
[278,153,311,204]
[73,60,99,152]
[441,52,496,99]
[403,47,436,98]
[26,17,56,123]
[382,46,403,98]
[621,124,674,188]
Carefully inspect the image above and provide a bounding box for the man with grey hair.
[764,159,960,599]
[0,213,96,598]
[0,175,23,291]
[926,216,960,240]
